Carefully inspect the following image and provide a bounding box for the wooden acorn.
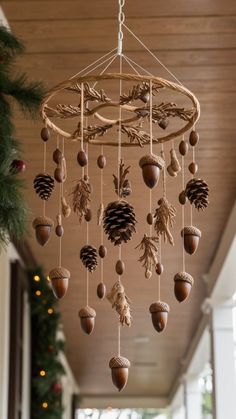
[188,162,198,175]
[149,301,170,333]
[97,282,106,299]
[79,306,96,335]
[174,272,194,302]
[139,154,165,188]
[49,267,70,299]
[99,245,107,258]
[181,226,202,255]
[77,150,88,167]
[33,216,54,246]
[146,212,153,225]
[55,224,64,237]
[109,356,130,391]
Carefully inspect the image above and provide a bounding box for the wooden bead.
[77,150,88,167]
[97,282,106,299]
[155,262,164,275]
[99,245,107,258]
[179,140,188,156]
[179,190,187,205]
[116,260,125,275]
[188,162,198,174]
[97,155,106,169]
[158,118,169,130]
[189,130,199,146]
[41,127,50,142]
[55,225,64,237]
[53,148,62,164]
[146,213,153,225]
[85,209,92,222]
[54,167,63,183]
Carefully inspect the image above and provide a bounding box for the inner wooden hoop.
[40,73,200,146]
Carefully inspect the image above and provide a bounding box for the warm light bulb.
[35,290,41,296]
[33,275,40,282]
[46,275,51,282]
[42,402,48,409]
[40,370,46,377]
[47,308,53,315]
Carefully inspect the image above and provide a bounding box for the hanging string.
[92,54,118,89]
[118,322,121,356]
[149,79,153,237]
[181,137,186,272]
[85,142,89,245]
[161,144,167,198]
[157,237,161,301]
[123,54,153,76]
[70,47,117,80]
[43,136,47,216]
[123,24,184,86]
[86,269,89,307]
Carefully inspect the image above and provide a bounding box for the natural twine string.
[118,322,121,356]
[161,144,167,198]
[86,269,89,307]
[117,54,123,276]
[149,79,153,237]
[43,136,47,216]
[100,144,104,283]
[86,141,89,245]
[157,237,161,302]
[181,138,186,272]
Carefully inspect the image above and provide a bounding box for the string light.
[47,308,53,315]
[42,402,48,409]
[33,275,40,282]
[35,290,41,296]
[40,370,46,377]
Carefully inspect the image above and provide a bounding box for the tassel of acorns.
[33,127,54,246]
[97,145,107,300]
[174,136,194,303]
[50,137,70,300]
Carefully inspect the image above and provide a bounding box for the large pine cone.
[185,178,209,210]
[80,245,98,272]
[34,173,55,200]
[103,200,137,246]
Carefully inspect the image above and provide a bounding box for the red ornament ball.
[10,159,26,174]
[52,382,62,393]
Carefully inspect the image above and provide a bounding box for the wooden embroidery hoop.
[40,73,200,147]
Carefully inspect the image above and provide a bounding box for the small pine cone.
[103,200,137,246]
[80,245,98,272]
[34,173,55,200]
[185,178,209,210]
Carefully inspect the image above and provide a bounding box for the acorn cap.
[181,226,201,237]
[49,267,70,280]
[174,272,194,286]
[109,356,130,369]
[149,301,170,314]
[79,306,96,318]
[139,154,165,170]
[33,215,54,228]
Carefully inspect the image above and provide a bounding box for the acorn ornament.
[109,356,130,391]
[97,282,106,299]
[149,301,170,333]
[139,154,165,188]
[49,267,70,299]
[181,226,202,255]
[174,272,194,302]
[79,306,96,335]
[33,216,54,246]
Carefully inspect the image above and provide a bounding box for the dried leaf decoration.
[67,82,111,103]
[107,280,131,326]
[136,234,159,279]
[72,123,113,141]
[121,124,150,147]
[135,103,195,123]
[71,176,92,223]
[97,203,104,226]
[61,196,71,218]
[113,160,132,198]
[154,197,176,245]
[120,82,162,105]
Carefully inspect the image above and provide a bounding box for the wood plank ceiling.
[2,0,236,401]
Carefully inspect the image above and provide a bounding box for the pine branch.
[0,25,24,59]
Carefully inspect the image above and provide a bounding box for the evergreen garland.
[29,267,65,419]
[0,25,44,247]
